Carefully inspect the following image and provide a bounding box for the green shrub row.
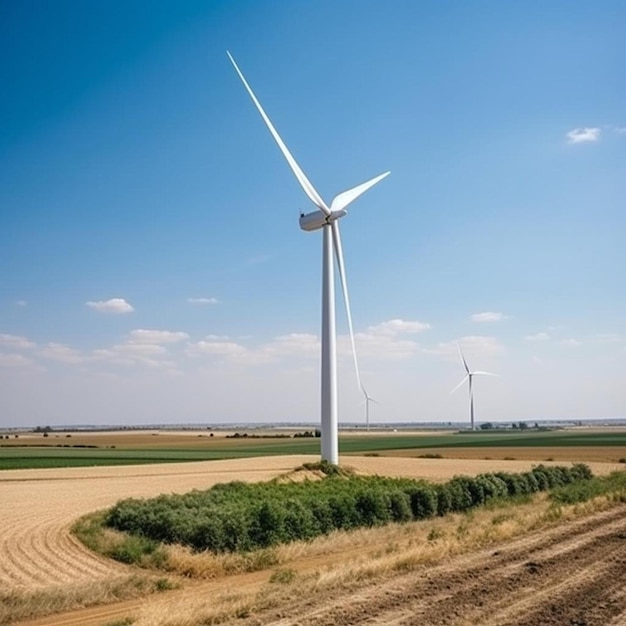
[106,464,592,554]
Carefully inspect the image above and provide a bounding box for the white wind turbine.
[228,52,388,464]
[451,343,498,430]
[362,388,379,432]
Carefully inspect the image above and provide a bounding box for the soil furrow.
[253,506,626,626]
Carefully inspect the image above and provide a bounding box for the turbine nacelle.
[299,208,347,232]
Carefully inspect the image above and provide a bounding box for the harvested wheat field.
[2,455,625,625]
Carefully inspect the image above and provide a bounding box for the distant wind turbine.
[362,387,379,431]
[451,343,498,430]
[228,52,389,464]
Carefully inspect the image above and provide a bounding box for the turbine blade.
[330,171,390,213]
[457,342,470,374]
[227,51,330,215]
[451,375,469,394]
[331,220,362,392]
[473,371,499,377]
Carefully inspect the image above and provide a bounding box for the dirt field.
[239,505,626,626]
[2,454,625,625]
[383,446,626,463]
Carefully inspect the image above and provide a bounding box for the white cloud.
[594,333,624,344]
[186,320,431,366]
[92,340,176,369]
[351,332,419,360]
[39,343,86,364]
[91,348,134,366]
[367,319,431,335]
[428,336,504,360]
[470,312,508,323]
[187,297,219,305]
[262,333,319,358]
[560,338,582,347]
[115,343,167,357]
[525,332,550,342]
[86,298,134,314]
[190,339,248,358]
[566,127,601,144]
[349,319,430,360]
[128,330,189,344]
[0,334,35,349]
[0,353,34,367]
[14,300,27,307]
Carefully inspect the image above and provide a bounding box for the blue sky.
[1,1,624,427]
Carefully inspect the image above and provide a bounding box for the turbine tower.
[451,343,497,430]
[228,52,388,464]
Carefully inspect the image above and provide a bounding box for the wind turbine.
[451,343,497,430]
[227,52,389,464]
[362,387,379,432]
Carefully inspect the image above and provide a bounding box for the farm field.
[1,431,625,625]
[2,427,626,469]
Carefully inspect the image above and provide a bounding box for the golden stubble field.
[2,432,625,626]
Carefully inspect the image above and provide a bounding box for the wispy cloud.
[566,127,601,144]
[263,333,319,358]
[470,312,507,323]
[86,298,134,314]
[0,353,34,367]
[186,319,431,366]
[93,342,175,369]
[428,336,504,360]
[14,300,27,307]
[39,343,86,364]
[351,319,431,360]
[560,338,582,347]
[525,332,550,342]
[128,329,189,344]
[90,329,190,369]
[187,297,219,305]
[0,333,35,349]
[594,333,625,344]
[366,319,431,335]
[188,338,248,358]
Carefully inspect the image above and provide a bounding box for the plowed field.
[243,505,626,626]
[2,455,624,625]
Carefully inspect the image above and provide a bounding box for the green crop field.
[1,429,625,470]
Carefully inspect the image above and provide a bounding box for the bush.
[445,478,474,510]
[104,464,594,555]
[435,485,453,516]
[408,485,438,519]
[356,490,391,526]
[388,490,413,522]
[249,501,285,548]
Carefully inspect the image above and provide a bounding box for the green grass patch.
[549,470,626,505]
[73,512,169,569]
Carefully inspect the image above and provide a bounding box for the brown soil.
[241,505,626,626]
